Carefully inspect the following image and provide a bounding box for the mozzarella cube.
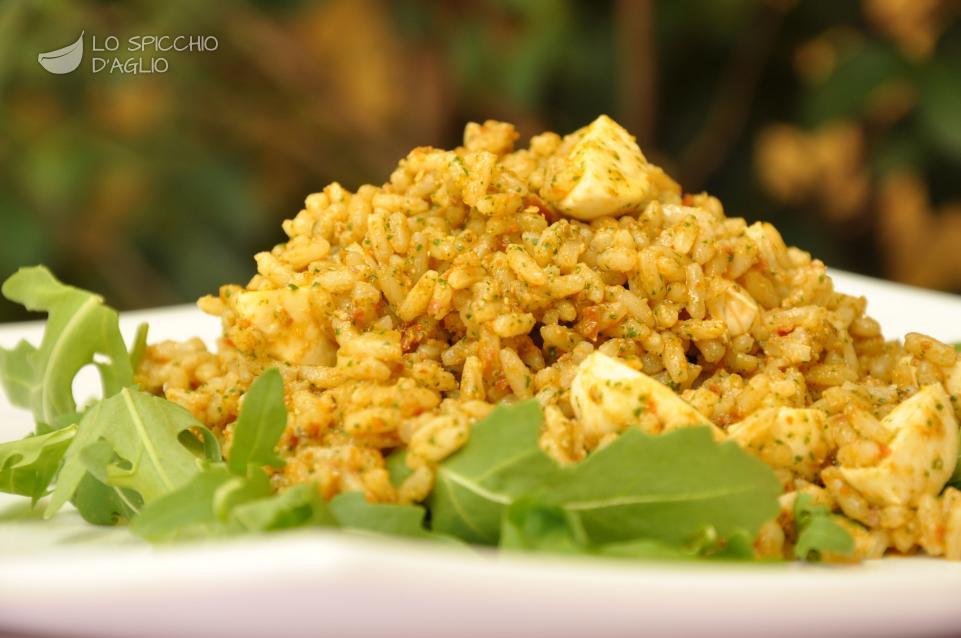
[540,115,680,220]
[232,288,336,366]
[840,384,959,506]
[728,407,829,480]
[571,351,722,445]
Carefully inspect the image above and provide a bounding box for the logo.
[38,32,84,74]
[38,31,218,76]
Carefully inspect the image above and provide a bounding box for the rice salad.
[115,115,961,560]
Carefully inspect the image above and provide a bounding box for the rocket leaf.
[130,465,248,541]
[429,401,560,544]
[231,483,334,532]
[499,499,585,554]
[0,266,134,429]
[330,491,439,540]
[0,426,76,501]
[545,427,781,547]
[227,368,286,474]
[430,400,780,551]
[132,368,325,541]
[46,388,219,518]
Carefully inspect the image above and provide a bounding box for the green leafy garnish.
[0,426,76,501]
[500,499,585,554]
[430,401,559,544]
[0,267,174,524]
[0,266,133,429]
[130,465,246,540]
[128,323,149,370]
[46,388,219,518]
[500,500,757,561]
[131,373,448,543]
[431,401,780,552]
[546,427,780,547]
[793,493,854,561]
[131,367,295,541]
[386,448,413,487]
[329,491,440,541]
[232,483,332,532]
[595,538,697,560]
[131,465,325,541]
[71,471,143,525]
[227,367,286,474]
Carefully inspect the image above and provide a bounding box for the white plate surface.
[1,270,961,638]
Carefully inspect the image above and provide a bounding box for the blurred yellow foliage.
[755,122,870,223]
[793,28,862,85]
[294,0,403,135]
[88,80,170,138]
[879,174,961,290]
[863,0,949,59]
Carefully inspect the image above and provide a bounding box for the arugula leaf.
[596,538,698,560]
[136,477,448,543]
[133,468,335,542]
[129,323,149,370]
[598,531,758,561]
[213,466,274,520]
[431,400,779,552]
[430,401,559,544]
[0,426,76,500]
[72,472,143,525]
[132,368,330,540]
[0,341,36,410]
[227,368,286,474]
[386,448,412,487]
[330,491,439,540]
[46,388,219,518]
[500,499,585,554]
[232,484,334,531]
[598,527,757,560]
[500,500,758,561]
[686,526,757,560]
[135,483,444,543]
[130,465,245,541]
[547,427,781,547]
[0,266,134,428]
[793,493,854,561]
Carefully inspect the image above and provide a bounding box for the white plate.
[2,270,961,638]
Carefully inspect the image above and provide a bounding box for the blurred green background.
[2,0,961,321]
